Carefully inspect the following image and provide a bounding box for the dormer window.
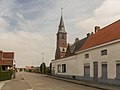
[101,49,107,56]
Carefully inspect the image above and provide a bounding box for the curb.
[46,75,111,90]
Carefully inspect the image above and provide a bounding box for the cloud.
[0,17,8,32]
[76,0,120,33]
[0,31,54,67]
[2,0,117,67]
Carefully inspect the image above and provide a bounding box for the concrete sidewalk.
[1,72,32,90]
[47,75,120,90]
[0,82,5,90]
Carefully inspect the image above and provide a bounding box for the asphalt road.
[20,72,100,90]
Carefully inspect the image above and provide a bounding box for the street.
[1,72,100,90]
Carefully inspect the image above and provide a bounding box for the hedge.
[0,71,13,81]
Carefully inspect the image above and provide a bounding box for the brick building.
[0,50,14,71]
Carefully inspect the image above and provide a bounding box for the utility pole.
[41,53,44,74]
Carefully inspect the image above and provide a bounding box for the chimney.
[87,33,90,37]
[91,32,94,35]
[95,26,100,33]
[75,38,79,42]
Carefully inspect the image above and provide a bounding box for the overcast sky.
[0,0,120,67]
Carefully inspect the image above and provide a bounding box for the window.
[84,64,90,77]
[57,65,61,73]
[116,63,120,79]
[101,63,107,78]
[85,54,89,58]
[2,66,6,71]
[62,48,65,51]
[62,64,66,73]
[62,34,64,39]
[101,49,107,56]
[52,67,55,74]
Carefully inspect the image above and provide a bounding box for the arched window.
[62,48,65,51]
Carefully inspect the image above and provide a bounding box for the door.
[53,67,55,74]
[116,64,120,79]
[102,64,107,78]
[93,62,98,81]
[84,65,90,77]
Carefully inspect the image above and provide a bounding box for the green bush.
[0,71,13,81]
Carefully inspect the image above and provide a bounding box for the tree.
[49,63,52,74]
[43,63,52,75]
[39,62,46,74]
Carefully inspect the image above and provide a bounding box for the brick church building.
[55,12,67,59]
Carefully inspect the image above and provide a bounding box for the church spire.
[55,8,67,59]
[61,8,63,15]
[58,8,66,33]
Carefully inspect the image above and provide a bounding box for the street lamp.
[41,53,44,74]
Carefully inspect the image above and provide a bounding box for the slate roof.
[80,19,120,51]
[65,37,87,57]
[58,15,66,33]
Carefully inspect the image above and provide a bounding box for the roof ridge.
[80,19,120,51]
[100,19,120,31]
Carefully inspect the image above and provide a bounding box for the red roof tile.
[80,19,120,50]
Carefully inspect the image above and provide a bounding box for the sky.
[0,0,120,67]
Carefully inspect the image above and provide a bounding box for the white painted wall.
[52,40,120,79]
[77,41,120,79]
[52,55,77,75]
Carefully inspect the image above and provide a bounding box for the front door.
[102,64,107,78]
[93,62,98,81]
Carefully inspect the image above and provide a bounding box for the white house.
[52,17,120,85]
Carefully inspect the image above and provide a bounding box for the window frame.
[85,54,89,59]
[101,49,107,56]
[84,64,90,77]
[61,34,64,39]
[62,64,66,73]
[116,63,120,79]
[57,64,61,73]
[101,63,108,79]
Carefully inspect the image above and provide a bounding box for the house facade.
[0,50,14,71]
[51,12,120,85]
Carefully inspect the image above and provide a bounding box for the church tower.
[55,8,67,59]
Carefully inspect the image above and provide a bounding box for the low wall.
[53,74,120,86]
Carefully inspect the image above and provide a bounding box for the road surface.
[20,72,100,90]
